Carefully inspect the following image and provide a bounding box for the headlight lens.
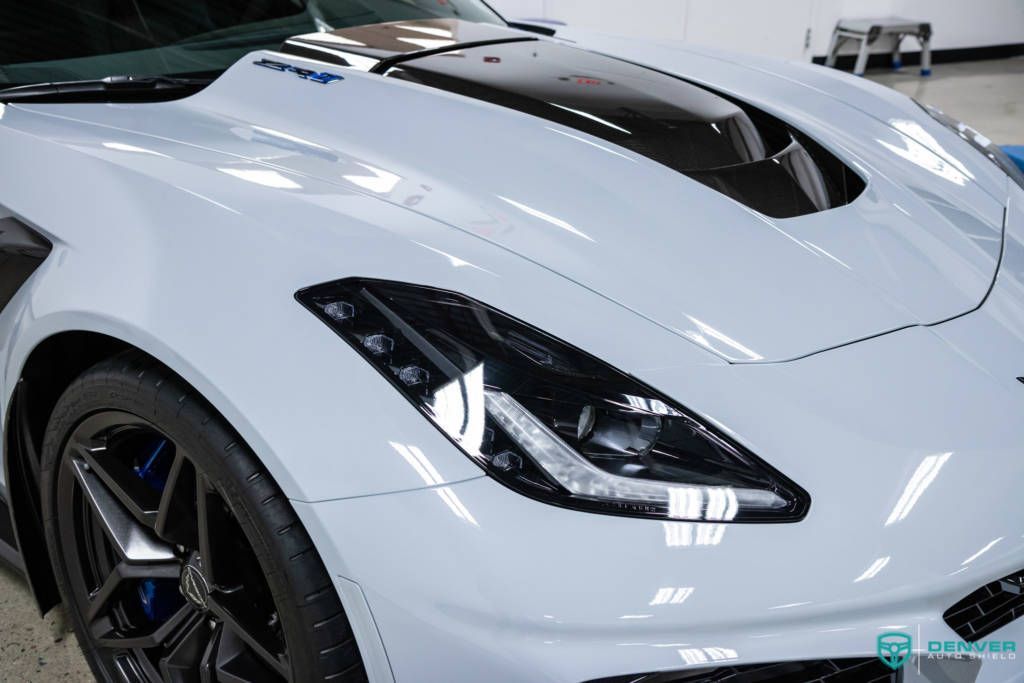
[918,101,1024,190]
[298,279,809,522]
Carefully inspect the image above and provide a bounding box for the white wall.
[489,0,1024,62]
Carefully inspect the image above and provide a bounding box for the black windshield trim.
[0,76,214,104]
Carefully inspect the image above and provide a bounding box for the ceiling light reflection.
[804,240,852,270]
[662,522,727,547]
[889,119,973,180]
[413,242,494,273]
[498,196,594,242]
[678,647,738,666]
[545,127,637,162]
[879,135,968,186]
[854,556,891,583]
[428,364,486,453]
[618,395,685,417]
[389,442,479,526]
[310,33,367,47]
[549,103,632,134]
[394,24,454,38]
[389,441,444,486]
[961,537,1003,566]
[396,37,455,50]
[435,486,479,526]
[649,587,695,606]
[343,163,401,194]
[885,452,952,526]
[102,141,170,157]
[682,316,764,361]
[218,167,302,189]
[174,186,241,215]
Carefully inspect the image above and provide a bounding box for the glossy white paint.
[296,293,1024,681]
[19,47,1005,363]
[0,26,1022,682]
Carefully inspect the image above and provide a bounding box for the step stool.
[826,17,933,77]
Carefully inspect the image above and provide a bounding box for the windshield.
[0,0,505,87]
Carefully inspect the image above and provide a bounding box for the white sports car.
[1,2,1023,682]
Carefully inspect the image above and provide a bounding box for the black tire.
[39,350,367,682]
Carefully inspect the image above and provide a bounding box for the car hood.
[19,22,1009,363]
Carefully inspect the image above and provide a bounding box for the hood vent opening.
[284,20,866,218]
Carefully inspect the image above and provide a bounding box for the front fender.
[0,101,712,503]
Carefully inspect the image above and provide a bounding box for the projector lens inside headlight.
[297,279,809,522]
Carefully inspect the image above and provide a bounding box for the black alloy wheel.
[40,351,367,682]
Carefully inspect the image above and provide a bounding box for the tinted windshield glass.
[0,0,504,86]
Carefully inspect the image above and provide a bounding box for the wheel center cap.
[179,563,210,610]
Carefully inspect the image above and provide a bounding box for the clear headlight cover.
[297,279,809,522]
[918,101,1024,190]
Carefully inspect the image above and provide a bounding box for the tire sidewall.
[40,368,319,682]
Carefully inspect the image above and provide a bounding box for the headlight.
[918,101,1024,190]
[297,279,809,522]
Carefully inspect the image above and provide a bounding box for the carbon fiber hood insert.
[284,19,864,218]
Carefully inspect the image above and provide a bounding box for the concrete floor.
[868,56,1024,145]
[0,57,1020,683]
[0,564,90,680]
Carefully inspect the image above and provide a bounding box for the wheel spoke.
[196,473,216,585]
[85,561,180,624]
[208,596,290,679]
[73,438,162,531]
[155,452,201,548]
[70,458,175,563]
[94,603,192,650]
[159,612,213,682]
[199,623,221,683]
[155,452,185,538]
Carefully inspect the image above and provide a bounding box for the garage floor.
[869,56,1024,144]
[0,564,89,680]
[0,56,1020,682]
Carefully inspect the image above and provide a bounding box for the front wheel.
[40,351,366,682]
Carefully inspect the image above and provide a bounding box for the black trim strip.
[506,21,557,37]
[370,37,536,75]
[584,657,901,682]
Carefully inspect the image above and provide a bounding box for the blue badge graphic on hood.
[254,58,343,84]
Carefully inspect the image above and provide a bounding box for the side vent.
[0,215,51,311]
[944,568,1024,642]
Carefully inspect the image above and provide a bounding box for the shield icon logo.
[877,632,912,670]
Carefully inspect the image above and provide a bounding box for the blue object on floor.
[1004,146,1024,173]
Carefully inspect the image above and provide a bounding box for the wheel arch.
[4,330,131,613]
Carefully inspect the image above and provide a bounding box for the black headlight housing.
[297,279,810,523]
